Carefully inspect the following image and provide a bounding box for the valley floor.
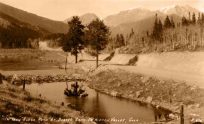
[1,49,204,123]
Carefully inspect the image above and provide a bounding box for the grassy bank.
[0,49,66,71]
[0,82,94,124]
[89,69,204,123]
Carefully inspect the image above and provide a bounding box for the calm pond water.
[26,82,157,124]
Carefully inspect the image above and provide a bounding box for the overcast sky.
[0,0,203,21]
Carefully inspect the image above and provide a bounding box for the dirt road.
[110,65,204,88]
[77,55,204,89]
[2,50,203,89]
[78,61,204,88]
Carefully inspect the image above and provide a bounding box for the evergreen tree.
[62,16,85,63]
[164,16,172,28]
[120,34,125,46]
[85,18,109,68]
[198,13,201,25]
[158,20,163,33]
[158,19,163,41]
[129,28,135,38]
[201,13,204,25]
[115,34,125,48]
[192,13,196,25]
[115,34,120,48]
[170,17,175,28]
[152,14,159,39]
[182,16,189,26]
[0,23,41,48]
[152,14,163,41]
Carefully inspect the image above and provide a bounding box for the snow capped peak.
[125,6,147,11]
[200,8,204,12]
[159,4,200,17]
[120,7,151,14]
[160,5,177,13]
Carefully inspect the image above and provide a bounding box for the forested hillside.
[0,12,44,48]
[108,12,204,53]
[0,2,69,49]
[0,2,68,33]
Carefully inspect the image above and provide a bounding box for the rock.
[145,88,149,91]
[104,89,109,93]
[158,80,165,84]
[187,105,193,109]
[129,91,134,94]
[135,91,142,98]
[190,117,203,124]
[11,74,18,84]
[117,83,122,87]
[146,96,153,103]
[195,103,200,108]
[190,113,200,118]
[128,94,134,98]
[190,86,197,91]
[188,104,201,109]
[140,97,145,101]
[169,113,179,120]
[189,113,203,124]
[141,77,150,83]
[110,91,121,97]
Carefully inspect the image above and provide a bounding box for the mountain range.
[104,4,200,27]
[104,5,201,35]
[0,2,202,36]
[160,5,200,18]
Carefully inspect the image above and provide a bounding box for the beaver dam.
[26,82,171,124]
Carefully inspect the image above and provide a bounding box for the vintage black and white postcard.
[0,0,204,124]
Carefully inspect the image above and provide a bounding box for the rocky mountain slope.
[160,5,200,18]
[104,8,156,27]
[104,5,201,35]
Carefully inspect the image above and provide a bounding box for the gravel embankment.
[89,69,204,123]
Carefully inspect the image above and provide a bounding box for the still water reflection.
[26,82,156,124]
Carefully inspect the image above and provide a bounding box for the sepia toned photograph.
[0,0,204,123]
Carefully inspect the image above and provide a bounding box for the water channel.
[26,82,159,124]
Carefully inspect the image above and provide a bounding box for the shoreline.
[1,72,176,123]
[1,67,204,124]
[88,85,178,123]
[88,69,204,123]
[4,73,86,84]
[0,81,95,124]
